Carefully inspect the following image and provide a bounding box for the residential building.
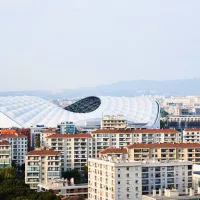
[57,122,76,134]
[0,133,27,166]
[99,148,128,160]
[101,115,127,130]
[183,128,200,143]
[91,129,181,157]
[30,125,49,150]
[38,178,88,199]
[88,158,142,200]
[88,158,192,200]
[0,141,11,167]
[142,188,200,200]
[46,134,93,171]
[126,143,200,165]
[40,129,56,147]
[167,115,200,130]
[25,147,61,189]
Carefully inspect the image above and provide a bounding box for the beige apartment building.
[25,148,61,189]
[46,134,93,171]
[101,115,127,130]
[0,141,11,167]
[183,128,200,143]
[88,158,192,200]
[91,129,181,157]
[126,143,200,164]
[40,129,56,147]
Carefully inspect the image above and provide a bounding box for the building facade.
[91,129,181,157]
[0,133,27,166]
[183,128,200,143]
[46,134,93,171]
[57,122,76,134]
[101,115,127,130]
[25,148,61,189]
[88,158,192,200]
[126,143,200,165]
[0,141,11,167]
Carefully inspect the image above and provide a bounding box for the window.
[127,167,130,171]
[127,194,130,199]
[127,187,130,192]
[118,181,120,185]
[126,174,130,178]
[118,174,120,178]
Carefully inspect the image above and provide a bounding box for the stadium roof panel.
[0,96,160,128]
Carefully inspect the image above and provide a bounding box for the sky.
[0,0,200,91]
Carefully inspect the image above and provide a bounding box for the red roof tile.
[46,134,92,139]
[126,143,200,149]
[91,129,179,134]
[99,148,128,154]
[0,141,10,145]
[26,150,60,156]
[0,134,27,138]
[184,128,200,132]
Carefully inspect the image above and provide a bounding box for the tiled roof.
[99,148,128,154]
[184,128,200,132]
[0,130,17,134]
[0,134,27,138]
[26,150,60,156]
[0,141,10,145]
[126,143,200,149]
[42,128,57,134]
[91,129,179,134]
[46,134,92,139]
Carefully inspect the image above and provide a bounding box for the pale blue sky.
[0,0,200,91]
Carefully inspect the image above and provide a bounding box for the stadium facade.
[0,96,160,128]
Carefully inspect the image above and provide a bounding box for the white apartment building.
[38,178,88,199]
[101,115,127,130]
[88,158,142,200]
[88,158,193,200]
[91,129,181,157]
[57,121,76,134]
[40,129,56,147]
[0,133,27,166]
[46,134,93,171]
[183,128,200,143]
[0,141,11,167]
[25,147,61,189]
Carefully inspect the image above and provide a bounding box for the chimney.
[153,189,156,197]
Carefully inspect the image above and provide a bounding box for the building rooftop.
[0,133,27,138]
[0,141,10,145]
[26,149,60,156]
[126,143,200,149]
[142,194,200,200]
[91,129,179,134]
[46,133,92,139]
[184,128,200,131]
[99,148,128,154]
[42,128,57,134]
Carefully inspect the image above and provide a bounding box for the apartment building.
[88,158,192,200]
[0,133,27,166]
[99,148,128,160]
[101,115,127,130]
[91,129,181,157]
[126,143,200,164]
[38,178,88,199]
[40,129,56,147]
[0,141,11,167]
[57,121,76,134]
[183,128,200,143]
[25,148,61,189]
[88,158,142,200]
[46,134,93,171]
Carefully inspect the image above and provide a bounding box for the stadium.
[0,96,160,128]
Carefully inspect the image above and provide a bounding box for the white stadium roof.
[0,96,160,128]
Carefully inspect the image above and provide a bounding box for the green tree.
[35,137,40,148]
[0,167,16,180]
[160,108,169,118]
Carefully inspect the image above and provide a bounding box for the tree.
[160,108,169,118]
[62,169,81,184]
[160,119,168,128]
[35,137,40,148]
[0,167,16,180]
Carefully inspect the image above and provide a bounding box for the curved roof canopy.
[0,96,160,128]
